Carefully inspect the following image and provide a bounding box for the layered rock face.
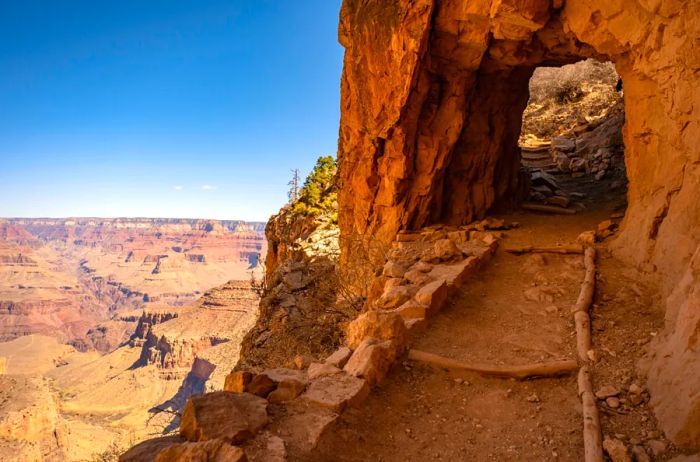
[338,0,700,448]
[0,218,265,350]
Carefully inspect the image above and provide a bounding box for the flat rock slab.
[260,368,308,386]
[308,362,342,380]
[180,391,268,444]
[302,372,370,413]
[427,257,479,289]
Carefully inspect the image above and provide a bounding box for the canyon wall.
[337,0,700,448]
[0,218,265,350]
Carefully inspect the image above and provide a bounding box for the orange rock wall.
[337,0,700,448]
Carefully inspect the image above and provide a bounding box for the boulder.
[258,369,308,403]
[155,439,247,462]
[382,261,407,278]
[180,392,268,444]
[267,380,306,403]
[447,230,469,243]
[345,310,408,352]
[224,371,253,393]
[324,347,352,368]
[414,280,448,315]
[375,285,413,310]
[395,300,428,320]
[302,372,370,413]
[343,338,396,386]
[432,239,462,261]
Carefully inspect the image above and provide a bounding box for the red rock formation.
[337,0,700,448]
[0,218,266,350]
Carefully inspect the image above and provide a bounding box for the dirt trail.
[306,204,678,461]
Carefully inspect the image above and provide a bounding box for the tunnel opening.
[517,59,628,219]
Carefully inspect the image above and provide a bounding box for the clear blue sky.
[0,1,343,222]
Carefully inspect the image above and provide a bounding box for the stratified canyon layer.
[0,218,265,351]
[0,217,266,459]
[0,280,259,460]
[337,0,699,448]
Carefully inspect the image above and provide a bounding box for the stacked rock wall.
[337,0,700,448]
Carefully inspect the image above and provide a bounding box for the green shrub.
[291,155,338,221]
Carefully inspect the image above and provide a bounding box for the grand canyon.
[2,0,700,461]
[0,218,265,459]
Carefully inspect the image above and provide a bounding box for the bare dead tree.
[288,168,300,204]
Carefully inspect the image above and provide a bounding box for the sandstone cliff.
[337,0,700,448]
[237,156,359,370]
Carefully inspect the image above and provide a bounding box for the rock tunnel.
[337,0,700,448]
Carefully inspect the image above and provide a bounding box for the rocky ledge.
[120,220,499,461]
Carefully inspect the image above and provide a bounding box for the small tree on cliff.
[291,155,338,221]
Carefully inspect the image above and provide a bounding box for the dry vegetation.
[522,59,621,139]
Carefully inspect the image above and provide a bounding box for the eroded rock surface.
[337,0,700,448]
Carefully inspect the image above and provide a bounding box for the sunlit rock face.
[337,0,700,448]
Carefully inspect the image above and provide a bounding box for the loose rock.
[603,437,632,462]
[343,338,395,386]
[432,239,462,261]
[325,347,352,368]
[595,385,620,399]
[180,392,268,444]
[345,311,408,352]
[376,285,413,310]
[383,261,407,278]
[302,373,370,413]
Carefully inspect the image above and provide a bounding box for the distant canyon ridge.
[0,217,266,352]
